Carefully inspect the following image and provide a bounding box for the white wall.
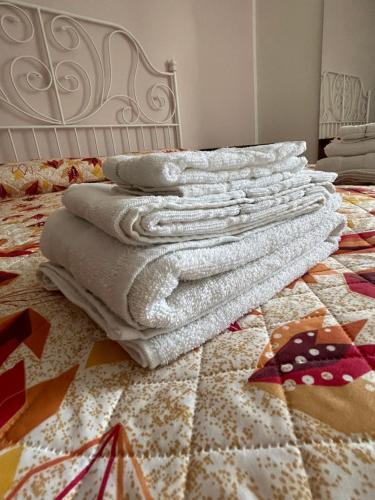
[256,0,324,162]
[322,0,375,123]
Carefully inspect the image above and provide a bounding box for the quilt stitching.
[3,426,375,462]
[1,187,375,497]
[7,437,375,460]
[255,259,375,497]
[181,347,203,500]
[256,304,318,498]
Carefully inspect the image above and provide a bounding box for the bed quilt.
[0,186,375,499]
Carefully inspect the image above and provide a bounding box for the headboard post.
[167,59,183,149]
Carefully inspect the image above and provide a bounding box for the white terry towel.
[62,171,336,245]
[325,137,375,157]
[38,198,344,368]
[112,157,308,197]
[337,122,375,141]
[114,159,307,197]
[316,154,375,184]
[103,141,306,189]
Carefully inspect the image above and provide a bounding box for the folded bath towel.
[325,137,375,157]
[315,154,375,184]
[38,197,344,368]
[337,122,375,141]
[112,157,308,197]
[62,170,336,245]
[103,141,306,190]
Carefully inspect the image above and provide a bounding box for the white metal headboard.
[319,71,371,139]
[0,0,182,162]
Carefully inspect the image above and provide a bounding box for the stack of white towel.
[38,141,345,369]
[316,123,375,184]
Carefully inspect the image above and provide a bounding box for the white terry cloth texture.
[62,170,336,245]
[39,215,344,368]
[315,154,375,184]
[111,157,307,198]
[325,137,375,157]
[38,197,344,368]
[103,141,307,189]
[337,122,375,141]
[113,157,306,197]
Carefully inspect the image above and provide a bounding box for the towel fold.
[38,196,344,368]
[112,157,308,197]
[316,154,375,184]
[325,137,375,157]
[62,170,336,245]
[103,141,306,189]
[337,122,375,141]
[114,164,306,197]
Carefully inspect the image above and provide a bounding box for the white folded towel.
[38,197,344,368]
[112,157,308,197]
[337,123,375,141]
[325,137,375,157]
[316,154,375,184]
[114,160,307,197]
[62,171,336,245]
[103,141,306,189]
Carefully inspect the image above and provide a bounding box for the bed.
[319,71,371,141]
[1,2,375,499]
[318,71,371,161]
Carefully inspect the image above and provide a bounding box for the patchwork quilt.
[0,186,374,499]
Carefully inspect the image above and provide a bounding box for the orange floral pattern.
[0,185,375,498]
[0,157,105,199]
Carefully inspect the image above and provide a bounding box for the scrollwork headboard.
[319,71,371,139]
[0,0,183,162]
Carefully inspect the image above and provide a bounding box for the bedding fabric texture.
[316,154,375,184]
[1,186,375,497]
[38,198,344,368]
[0,156,105,199]
[61,170,336,245]
[325,137,375,157]
[337,122,375,141]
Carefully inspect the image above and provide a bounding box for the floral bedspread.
[0,186,375,499]
[0,157,106,200]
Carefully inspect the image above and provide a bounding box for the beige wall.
[0,0,256,159]
[322,0,375,122]
[256,0,324,162]
[1,0,328,162]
